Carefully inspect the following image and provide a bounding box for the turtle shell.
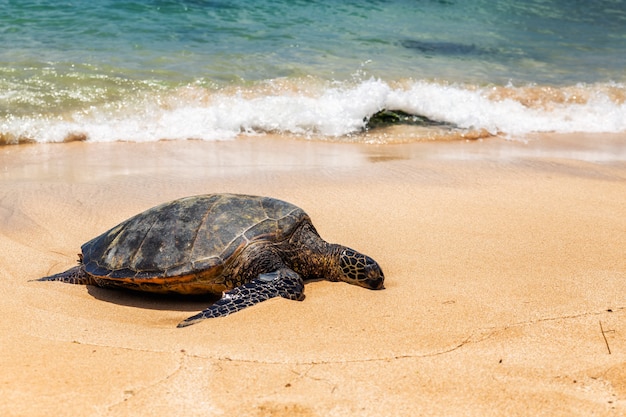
[81,194,308,284]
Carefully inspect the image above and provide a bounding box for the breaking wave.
[1,78,625,145]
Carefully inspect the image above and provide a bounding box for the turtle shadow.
[86,285,220,312]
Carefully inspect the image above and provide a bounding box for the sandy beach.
[1,133,625,416]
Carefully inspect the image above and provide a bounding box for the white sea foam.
[1,79,625,145]
[389,81,626,136]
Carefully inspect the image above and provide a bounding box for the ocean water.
[1,0,625,145]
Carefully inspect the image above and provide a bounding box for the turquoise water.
[1,0,625,144]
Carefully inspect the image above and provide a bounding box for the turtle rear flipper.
[177,268,305,327]
[36,265,96,286]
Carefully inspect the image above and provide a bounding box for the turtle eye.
[339,249,384,290]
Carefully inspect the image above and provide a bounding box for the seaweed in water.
[400,40,486,56]
[365,109,456,130]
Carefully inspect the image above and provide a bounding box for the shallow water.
[1,0,625,144]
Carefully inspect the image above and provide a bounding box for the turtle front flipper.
[177,268,305,327]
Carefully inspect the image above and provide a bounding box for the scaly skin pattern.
[38,265,96,286]
[177,268,305,327]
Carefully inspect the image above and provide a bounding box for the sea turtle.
[38,194,385,327]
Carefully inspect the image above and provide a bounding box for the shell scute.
[276,210,310,238]
[244,218,279,241]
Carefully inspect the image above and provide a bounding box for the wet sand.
[1,133,625,416]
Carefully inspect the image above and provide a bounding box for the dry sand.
[1,133,625,416]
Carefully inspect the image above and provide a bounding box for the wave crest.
[1,78,625,145]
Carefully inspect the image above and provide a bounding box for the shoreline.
[1,133,625,416]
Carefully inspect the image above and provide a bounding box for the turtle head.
[337,247,385,290]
